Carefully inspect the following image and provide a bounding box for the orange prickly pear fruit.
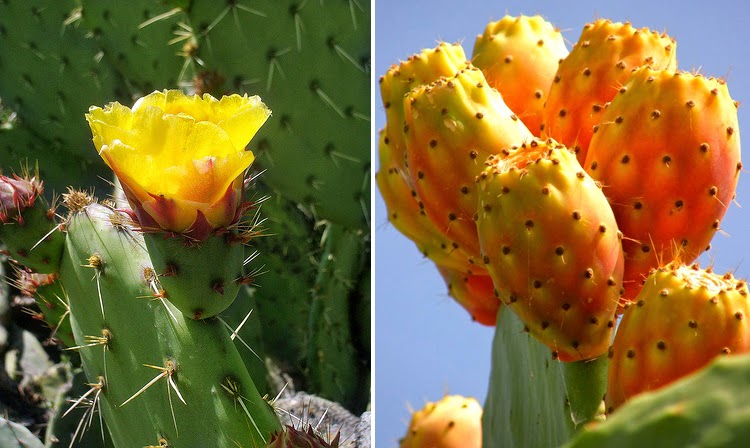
[473,14,569,136]
[585,67,741,304]
[606,263,750,412]
[404,66,533,260]
[437,265,500,326]
[400,395,482,448]
[477,138,623,361]
[542,19,676,164]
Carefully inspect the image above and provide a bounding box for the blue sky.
[374,0,750,446]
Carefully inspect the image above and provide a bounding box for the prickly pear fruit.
[437,265,500,326]
[472,15,569,136]
[606,263,750,412]
[0,171,64,274]
[404,66,533,260]
[143,233,245,320]
[477,139,623,361]
[380,42,470,184]
[542,19,676,163]
[376,129,474,272]
[399,395,482,448]
[585,67,741,303]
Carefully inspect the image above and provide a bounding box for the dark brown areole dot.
[584,268,594,279]
[541,320,549,329]
[559,109,567,117]
[592,104,602,112]
[535,90,543,99]
[722,347,732,355]
[675,200,684,209]
[736,311,744,320]
[621,154,630,163]
[709,186,718,196]
[651,110,661,119]
[470,150,478,159]
[615,116,624,124]
[562,303,571,311]
[728,126,735,136]
[701,143,710,153]
[583,68,592,76]
[590,317,599,325]
[599,224,607,233]
[525,219,535,229]
[634,201,643,210]
[505,55,513,63]
[657,341,666,350]
[642,245,651,253]
[626,349,636,359]
[686,100,695,108]
[417,170,424,179]
[572,341,580,349]
[483,255,490,264]
[663,155,672,165]
[502,246,511,255]
[555,246,565,256]
[429,139,438,148]
[572,211,582,220]
[448,212,457,221]
[476,112,484,119]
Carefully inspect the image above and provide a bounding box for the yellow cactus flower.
[86,90,270,239]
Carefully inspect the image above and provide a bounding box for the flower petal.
[217,96,271,150]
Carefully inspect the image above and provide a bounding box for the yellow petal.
[217,96,271,150]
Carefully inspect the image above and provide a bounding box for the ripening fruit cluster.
[378,14,743,428]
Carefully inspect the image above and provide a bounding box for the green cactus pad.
[143,232,245,320]
[62,202,279,447]
[483,306,607,447]
[0,417,44,448]
[307,224,368,413]
[181,0,371,230]
[565,353,750,448]
[0,199,64,274]
[78,0,187,94]
[0,0,125,191]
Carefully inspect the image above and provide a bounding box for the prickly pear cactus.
[1,2,372,444]
[379,10,744,448]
